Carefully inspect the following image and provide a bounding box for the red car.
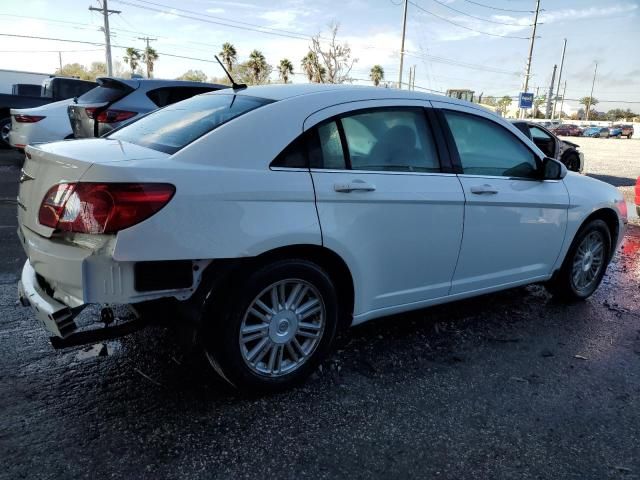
[636,177,640,216]
[553,124,583,136]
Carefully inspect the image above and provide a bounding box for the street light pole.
[552,38,567,120]
[585,62,598,121]
[398,0,408,89]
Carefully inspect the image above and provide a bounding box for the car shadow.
[587,173,636,187]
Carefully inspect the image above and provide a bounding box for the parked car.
[0,77,96,147]
[609,126,623,138]
[512,121,584,172]
[8,99,75,150]
[68,77,228,138]
[612,124,634,138]
[582,126,610,138]
[17,85,627,392]
[552,124,582,136]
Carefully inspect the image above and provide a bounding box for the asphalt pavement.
[1,148,639,480]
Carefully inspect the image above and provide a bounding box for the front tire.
[202,259,338,392]
[0,117,11,148]
[547,219,611,300]
[563,152,581,172]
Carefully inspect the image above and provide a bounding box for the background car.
[17,85,626,392]
[512,121,584,172]
[68,77,228,138]
[8,98,75,150]
[609,126,623,138]
[636,177,640,216]
[612,124,634,138]
[583,126,610,138]
[552,124,583,136]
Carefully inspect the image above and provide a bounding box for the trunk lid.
[69,78,137,138]
[18,139,169,238]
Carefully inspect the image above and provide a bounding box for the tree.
[278,58,294,84]
[369,65,384,87]
[496,95,513,116]
[533,94,546,118]
[142,46,159,78]
[301,52,317,82]
[87,61,107,80]
[55,63,89,80]
[579,96,598,120]
[219,42,237,72]
[246,50,269,84]
[123,48,141,74]
[177,69,207,82]
[307,22,357,84]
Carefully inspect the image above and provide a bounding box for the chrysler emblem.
[19,170,35,184]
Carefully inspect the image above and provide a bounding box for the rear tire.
[202,259,338,393]
[563,152,580,172]
[546,219,611,301]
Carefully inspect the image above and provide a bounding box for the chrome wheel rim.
[571,231,605,293]
[239,279,325,377]
[0,122,10,144]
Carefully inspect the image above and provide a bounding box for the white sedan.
[9,98,75,149]
[17,85,627,391]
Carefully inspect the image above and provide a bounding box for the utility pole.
[585,62,598,121]
[559,80,567,119]
[551,38,567,120]
[412,65,416,90]
[407,66,412,91]
[58,51,62,71]
[89,0,120,76]
[520,0,541,118]
[137,36,157,50]
[398,0,408,89]
[545,64,557,119]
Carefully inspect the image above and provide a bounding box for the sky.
[0,0,639,113]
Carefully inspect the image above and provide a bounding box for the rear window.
[78,83,131,104]
[147,86,219,107]
[108,93,272,154]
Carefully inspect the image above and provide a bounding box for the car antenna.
[215,55,247,91]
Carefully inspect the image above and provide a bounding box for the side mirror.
[542,157,567,180]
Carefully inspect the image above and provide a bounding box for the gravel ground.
[1,146,639,480]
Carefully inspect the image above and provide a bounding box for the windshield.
[108,93,272,154]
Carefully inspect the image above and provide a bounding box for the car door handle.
[334,180,376,193]
[470,184,499,195]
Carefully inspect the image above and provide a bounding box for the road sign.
[519,92,534,109]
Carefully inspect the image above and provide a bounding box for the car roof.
[203,83,460,104]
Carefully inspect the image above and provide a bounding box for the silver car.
[68,77,227,138]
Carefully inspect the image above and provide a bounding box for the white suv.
[17,85,627,391]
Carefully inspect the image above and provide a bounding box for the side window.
[530,126,552,140]
[341,109,440,172]
[271,134,308,168]
[315,121,347,169]
[443,110,538,178]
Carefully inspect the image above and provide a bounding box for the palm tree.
[219,42,237,72]
[370,65,384,87]
[142,46,159,78]
[301,52,316,82]
[123,47,141,75]
[278,58,294,83]
[314,65,326,83]
[247,50,267,84]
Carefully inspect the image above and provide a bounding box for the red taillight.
[85,108,136,123]
[38,183,175,234]
[14,114,45,123]
[635,177,640,206]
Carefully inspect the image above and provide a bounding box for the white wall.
[0,69,51,94]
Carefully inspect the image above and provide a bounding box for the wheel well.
[581,208,620,258]
[201,245,355,331]
[0,108,10,120]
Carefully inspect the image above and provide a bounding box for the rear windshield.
[108,94,272,154]
[78,83,131,104]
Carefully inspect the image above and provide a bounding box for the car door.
[304,100,465,321]
[432,102,569,295]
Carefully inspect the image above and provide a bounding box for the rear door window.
[108,94,272,154]
[77,81,133,104]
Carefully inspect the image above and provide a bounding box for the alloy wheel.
[239,279,325,377]
[571,231,605,294]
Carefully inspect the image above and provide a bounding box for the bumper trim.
[18,260,80,338]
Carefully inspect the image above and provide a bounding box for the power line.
[462,0,534,13]
[111,0,312,41]
[408,0,531,39]
[429,0,533,26]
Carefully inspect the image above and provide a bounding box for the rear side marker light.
[14,114,45,123]
[85,108,137,123]
[38,183,175,234]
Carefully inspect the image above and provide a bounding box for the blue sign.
[519,92,534,109]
